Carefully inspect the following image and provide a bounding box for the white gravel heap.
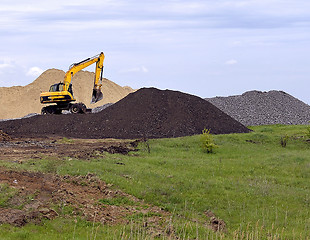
[0,113,40,122]
[206,90,310,126]
[91,103,113,113]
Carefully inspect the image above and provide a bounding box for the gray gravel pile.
[0,113,40,122]
[91,103,113,113]
[206,90,310,126]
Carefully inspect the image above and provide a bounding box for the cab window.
[49,83,63,92]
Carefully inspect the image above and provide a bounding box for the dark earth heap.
[0,88,249,139]
[206,90,310,126]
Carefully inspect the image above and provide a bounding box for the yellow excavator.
[40,52,105,114]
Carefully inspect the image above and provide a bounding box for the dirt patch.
[0,130,12,141]
[100,144,138,155]
[0,88,250,139]
[0,168,168,230]
[205,211,226,232]
[0,137,139,162]
[0,208,42,226]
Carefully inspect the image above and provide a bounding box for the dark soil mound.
[0,88,249,139]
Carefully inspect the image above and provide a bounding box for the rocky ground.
[206,90,310,126]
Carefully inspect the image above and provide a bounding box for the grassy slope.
[0,125,309,239]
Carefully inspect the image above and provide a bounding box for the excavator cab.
[49,83,63,92]
[48,83,74,96]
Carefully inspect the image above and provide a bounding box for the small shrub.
[280,135,289,148]
[200,128,218,153]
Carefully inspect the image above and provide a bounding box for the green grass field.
[0,125,309,239]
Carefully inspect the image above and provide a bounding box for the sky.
[1,0,310,104]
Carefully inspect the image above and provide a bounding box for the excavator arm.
[63,52,105,103]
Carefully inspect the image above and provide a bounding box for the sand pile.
[0,88,250,139]
[206,90,310,126]
[0,69,133,119]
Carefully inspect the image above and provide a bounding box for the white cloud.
[141,66,149,73]
[121,66,149,73]
[225,59,238,65]
[0,63,12,70]
[232,41,242,46]
[26,67,44,77]
[0,60,14,74]
[167,2,210,14]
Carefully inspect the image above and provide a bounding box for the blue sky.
[1,0,310,103]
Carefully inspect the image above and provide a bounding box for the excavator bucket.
[91,88,103,104]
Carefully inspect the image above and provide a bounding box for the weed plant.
[200,128,218,153]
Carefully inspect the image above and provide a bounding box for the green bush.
[200,128,218,153]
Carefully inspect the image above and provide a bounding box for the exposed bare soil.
[0,136,163,229]
[0,136,139,162]
[0,168,168,233]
